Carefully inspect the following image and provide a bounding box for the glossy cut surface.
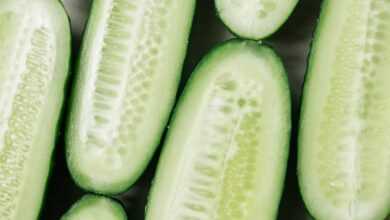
[147,40,291,220]
[0,0,71,219]
[215,0,298,39]
[61,195,127,220]
[66,0,195,194]
[298,0,390,219]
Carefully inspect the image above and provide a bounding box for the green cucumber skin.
[146,39,291,220]
[215,0,299,40]
[298,0,390,219]
[33,5,72,219]
[65,0,104,194]
[66,0,196,195]
[38,22,73,220]
[38,2,73,219]
[60,195,127,220]
[296,1,328,219]
[0,0,71,219]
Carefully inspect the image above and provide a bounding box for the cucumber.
[66,0,195,194]
[215,0,299,40]
[146,39,291,220]
[0,0,70,219]
[298,0,390,219]
[61,195,127,220]
[0,0,71,220]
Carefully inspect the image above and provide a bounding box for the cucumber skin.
[297,0,338,218]
[36,5,73,220]
[65,0,196,195]
[215,1,299,40]
[146,39,292,220]
[297,1,390,219]
[37,5,73,219]
[64,0,98,194]
[60,195,127,220]
[0,1,72,219]
[296,1,326,219]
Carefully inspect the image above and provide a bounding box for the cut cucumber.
[298,0,390,219]
[146,39,291,220]
[61,195,127,220]
[66,0,195,194]
[0,0,71,219]
[215,0,299,40]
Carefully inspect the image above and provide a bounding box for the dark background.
[41,0,322,219]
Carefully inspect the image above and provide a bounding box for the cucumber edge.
[64,0,197,195]
[146,38,292,219]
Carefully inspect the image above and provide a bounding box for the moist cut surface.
[0,0,71,219]
[66,0,195,194]
[298,0,390,219]
[146,40,291,220]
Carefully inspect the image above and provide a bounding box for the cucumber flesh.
[298,0,390,219]
[66,0,195,194]
[215,0,298,39]
[146,40,291,220]
[61,195,127,220]
[0,0,71,219]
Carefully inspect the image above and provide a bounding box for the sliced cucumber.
[0,0,71,219]
[146,39,291,220]
[298,0,390,219]
[215,0,298,40]
[66,0,195,194]
[61,195,127,220]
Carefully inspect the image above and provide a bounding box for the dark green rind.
[215,1,299,40]
[146,39,292,219]
[65,0,196,195]
[60,195,127,220]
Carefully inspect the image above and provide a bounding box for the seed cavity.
[85,0,172,165]
[0,27,53,219]
[317,0,390,214]
[257,0,277,19]
[165,74,264,220]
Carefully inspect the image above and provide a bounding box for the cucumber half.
[0,0,71,219]
[146,40,291,220]
[215,0,299,40]
[298,0,390,219]
[66,0,195,194]
[61,195,127,220]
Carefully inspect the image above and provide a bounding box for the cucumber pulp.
[215,0,299,40]
[66,0,195,194]
[61,195,127,220]
[298,0,390,219]
[146,40,291,220]
[0,0,71,219]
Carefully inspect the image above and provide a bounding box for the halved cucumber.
[215,0,299,40]
[66,0,195,194]
[146,39,291,220]
[298,0,390,219]
[61,195,127,220]
[0,0,71,219]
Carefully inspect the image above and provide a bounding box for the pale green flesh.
[215,0,298,39]
[0,0,70,220]
[66,0,195,194]
[61,195,127,220]
[298,0,390,220]
[146,40,291,220]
